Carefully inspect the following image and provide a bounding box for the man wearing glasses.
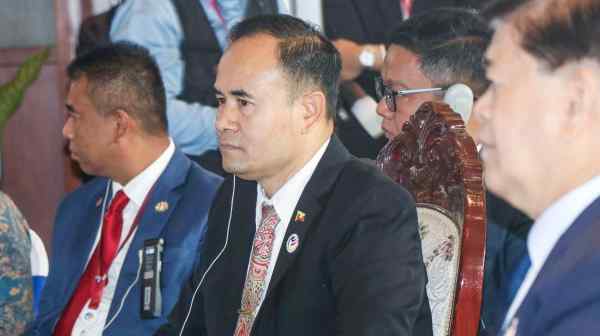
[374,8,533,335]
[375,8,490,142]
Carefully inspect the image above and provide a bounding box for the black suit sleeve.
[329,181,432,336]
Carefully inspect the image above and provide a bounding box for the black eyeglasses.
[375,76,444,112]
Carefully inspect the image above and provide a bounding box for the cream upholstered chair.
[377,102,486,336]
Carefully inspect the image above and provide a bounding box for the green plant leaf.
[0,48,50,129]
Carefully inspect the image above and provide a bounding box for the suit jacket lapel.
[265,136,351,297]
[228,178,258,286]
[107,149,191,318]
[65,180,110,299]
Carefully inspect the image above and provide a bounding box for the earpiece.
[443,84,474,124]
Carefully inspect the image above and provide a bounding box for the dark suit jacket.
[505,196,600,336]
[29,149,222,335]
[479,192,532,335]
[158,137,432,336]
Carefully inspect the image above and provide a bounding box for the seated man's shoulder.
[61,177,108,206]
[187,162,223,190]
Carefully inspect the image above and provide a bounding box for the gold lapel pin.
[294,210,306,223]
[155,201,169,213]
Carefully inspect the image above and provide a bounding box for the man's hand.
[334,39,385,81]
[334,39,363,81]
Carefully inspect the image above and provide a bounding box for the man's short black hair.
[388,8,492,98]
[67,41,167,135]
[229,14,342,120]
[484,0,600,71]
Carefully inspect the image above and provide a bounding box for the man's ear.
[113,108,132,141]
[300,90,327,133]
[564,62,600,134]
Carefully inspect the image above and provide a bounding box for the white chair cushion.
[417,205,461,336]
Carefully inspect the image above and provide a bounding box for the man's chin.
[73,160,95,176]
[222,160,246,176]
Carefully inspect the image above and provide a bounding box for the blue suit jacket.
[506,196,600,336]
[29,149,222,335]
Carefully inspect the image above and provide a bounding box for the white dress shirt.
[71,140,175,336]
[247,138,330,319]
[503,175,600,328]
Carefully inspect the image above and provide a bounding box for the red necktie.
[400,0,413,20]
[234,203,280,336]
[54,191,129,336]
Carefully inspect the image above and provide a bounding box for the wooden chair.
[376,102,486,336]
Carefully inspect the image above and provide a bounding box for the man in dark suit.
[29,43,222,335]
[475,0,600,334]
[158,14,432,336]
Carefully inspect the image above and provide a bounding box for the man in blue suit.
[28,42,222,335]
[475,0,600,334]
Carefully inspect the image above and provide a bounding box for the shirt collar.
[528,175,600,269]
[258,138,330,221]
[112,139,175,207]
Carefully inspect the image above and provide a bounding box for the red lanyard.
[90,183,158,308]
[103,183,157,272]
[116,186,154,254]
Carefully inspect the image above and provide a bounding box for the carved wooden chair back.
[376,102,486,336]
